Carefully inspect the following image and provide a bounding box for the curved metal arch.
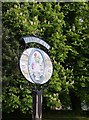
[21,36,50,50]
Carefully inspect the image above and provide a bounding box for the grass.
[2,110,89,120]
[43,110,89,120]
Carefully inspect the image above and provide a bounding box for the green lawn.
[43,110,89,120]
[2,110,89,120]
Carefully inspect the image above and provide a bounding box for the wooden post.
[32,90,42,120]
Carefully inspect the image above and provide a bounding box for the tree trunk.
[69,89,82,114]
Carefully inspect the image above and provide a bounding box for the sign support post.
[32,89,42,120]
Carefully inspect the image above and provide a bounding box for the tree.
[2,2,69,113]
[2,2,89,114]
[60,2,89,112]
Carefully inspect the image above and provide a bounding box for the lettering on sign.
[23,36,50,50]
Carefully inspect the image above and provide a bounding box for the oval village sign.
[20,37,53,84]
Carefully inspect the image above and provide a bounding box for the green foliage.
[45,92,61,109]
[61,2,89,109]
[2,2,89,113]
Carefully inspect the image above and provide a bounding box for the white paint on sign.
[20,48,53,84]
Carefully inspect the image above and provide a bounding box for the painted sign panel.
[22,36,50,50]
[20,48,53,84]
